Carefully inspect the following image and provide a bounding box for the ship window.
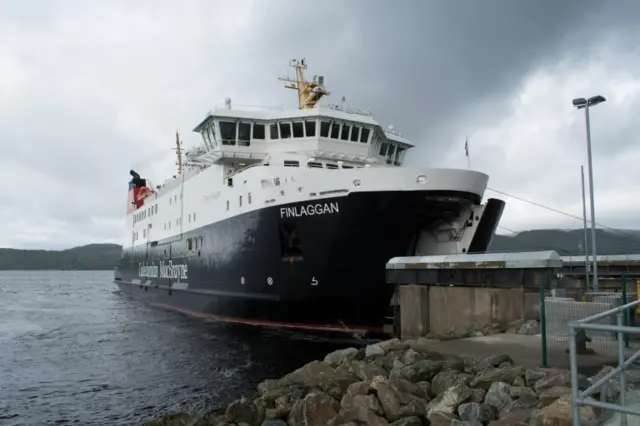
[320,121,330,137]
[305,120,316,137]
[395,147,406,166]
[330,122,340,139]
[239,195,243,207]
[219,121,236,145]
[164,223,166,230]
[193,212,196,221]
[340,124,351,141]
[350,126,360,142]
[308,161,323,169]
[248,193,252,204]
[284,160,299,167]
[360,128,370,143]
[226,200,229,211]
[270,124,279,140]
[199,237,203,250]
[379,142,389,156]
[238,122,251,146]
[143,229,146,238]
[187,238,193,250]
[278,223,303,262]
[188,214,191,223]
[253,123,265,140]
[155,205,158,214]
[279,122,292,139]
[292,122,304,138]
[326,163,338,169]
[386,144,396,164]
[168,221,171,229]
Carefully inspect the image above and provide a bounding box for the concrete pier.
[386,251,562,339]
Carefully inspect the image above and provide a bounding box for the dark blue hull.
[114,190,504,333]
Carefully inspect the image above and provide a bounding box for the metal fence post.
[539,273,548,367]
[569,323,580,426]
[622,274,629,348]
[616,311,627,426]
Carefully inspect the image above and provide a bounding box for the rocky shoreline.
[143,336,620,426]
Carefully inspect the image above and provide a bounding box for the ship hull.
[114,190,502,333]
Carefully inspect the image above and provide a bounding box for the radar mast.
[173,131,184,176]
[278,58,330,109]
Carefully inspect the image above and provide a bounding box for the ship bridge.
[187,59,412,174]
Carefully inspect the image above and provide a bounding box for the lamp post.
[580,165,590,291]
[572,95,606,291]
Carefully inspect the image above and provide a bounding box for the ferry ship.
[113,59,505,334]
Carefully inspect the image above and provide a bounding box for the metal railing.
[569,298,640,425]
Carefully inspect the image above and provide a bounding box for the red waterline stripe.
[151,302,384,334]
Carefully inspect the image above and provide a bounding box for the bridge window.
[253,123,265,140]
[386,144,396,164]
[350,126,360,142]
[219,121,236,145]
[379,142,389,156]
[279,122,292,139]
[187,238,193,250]
[395,147,406,166]
[342,165,353,169]
[207,123,217,146]
[305,120,316,137]
[320,121,330,137]
[284,160,299,167]
[292,122,304,138]
[360,128,370,143]
[330,122,340,139]
[238,122,251,146]
[269,123,279,140]
[326,163,338,169]
[340,124,350,141]
[308,161,323,169]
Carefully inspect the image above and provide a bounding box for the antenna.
[278,58,330,109]
[173,131,184,176]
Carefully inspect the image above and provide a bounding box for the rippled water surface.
[0,271,367,426]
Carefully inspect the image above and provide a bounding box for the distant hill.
[0,244,122,271]
[0,228,638,271]
[489,229,640,255]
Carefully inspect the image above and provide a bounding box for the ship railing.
[210,103,284,112]
[568,298,640,425]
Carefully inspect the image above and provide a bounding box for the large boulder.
[470,366,525,390]
[530,395,596,426]
[287,390,340,426]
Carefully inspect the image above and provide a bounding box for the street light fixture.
[572,95,606,291]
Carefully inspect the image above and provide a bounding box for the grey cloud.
[1,0,639,248]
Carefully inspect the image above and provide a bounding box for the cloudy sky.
[1,0,639,249]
